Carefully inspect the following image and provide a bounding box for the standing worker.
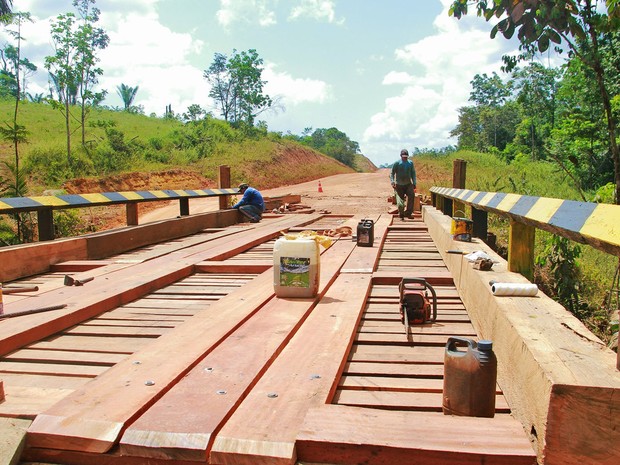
[390,149,417,220]
[232,183,265,223]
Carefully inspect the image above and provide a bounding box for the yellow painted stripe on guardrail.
[464,191,480,203]
[496,193,523,213]
[80,193,112,203]
[149,190,170,199]
[477,192,497,206]
[174,190,190,196]
[526,198,565,224]
[580,204,620,247]
[118,192,144,201]
[29,196,70,207]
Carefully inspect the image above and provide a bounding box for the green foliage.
[449,1,620,205]
[536,235,583,314]
[204,49,273,126]
[285,126,359,168]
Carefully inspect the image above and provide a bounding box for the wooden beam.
[25,214,324,453]
[118,231,359,461]
[126,203,138,226]
[37,208,54,241]
[219,165,231,210]
[508,220,535,281]
[296,405,535,465]
[210,271,372,465]
[423,205,620,464]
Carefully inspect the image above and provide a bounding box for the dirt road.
[139,169,395,224]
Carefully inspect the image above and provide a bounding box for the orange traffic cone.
[318,181,323,193]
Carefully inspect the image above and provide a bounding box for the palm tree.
[116,83,139,111]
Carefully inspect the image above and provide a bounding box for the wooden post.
[219,165,231,210]
[452,159,467,188]
[452,159,467,217]
[179,198,189,217]
[442,198,453,217]
[126,203,138,226]
[472,207,488,240]
[37,208,54,241]
[508,220,535,281]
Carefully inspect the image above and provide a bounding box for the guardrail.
[430,186,620,280]
[0,187,240,241]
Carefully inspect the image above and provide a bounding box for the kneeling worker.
[233,183,265,223]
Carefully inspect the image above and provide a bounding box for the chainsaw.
[398,278,437,332]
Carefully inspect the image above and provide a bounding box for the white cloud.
[216,0,277,27]
[383,71,414,86]
[289,0,343,24]
[361,1,514,165]
[263,63,331,106]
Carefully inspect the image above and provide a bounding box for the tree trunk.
[588,30,620,204]
[65,100,71,165]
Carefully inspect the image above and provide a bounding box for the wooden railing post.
[452,159,467,218]
[126,203,138,226]
[179,198,189,217]
[508,220,535,281]
[37,208,54,241]
[472,207,488,240]
[219,165,231,210]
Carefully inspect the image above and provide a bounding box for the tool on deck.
[0,304,67,319]
[399,278,437,332]
[64,275,94,286]
[2,286,39,294]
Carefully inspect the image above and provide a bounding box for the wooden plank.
[344,361,444,378]
[0,214,321,357]
[0,361,105,377]
[296,405,535,465]
[0,417,31,465]
[339,375,446,392]
[0,385,75,418]
[210,273,372,465]
[118,240,357,460]
[28,335,153,354]
[0,237,87,283]
[25,270,277,453]
[2,349,125,366]
[25,214,335,454]
[333,389,510,412]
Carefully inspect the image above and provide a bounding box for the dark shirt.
[390,159,416,187]
[233,187,265,211]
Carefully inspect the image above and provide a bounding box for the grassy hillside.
[0,100,362,194]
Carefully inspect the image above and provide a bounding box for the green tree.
[303,127,359,168]
[73,0,109,145]
[204,49,273,127]
[510,63,561,160]
[45,0,109,164]
[182,103,207,122]
[449,0,620,203]
[469,72,513,148]
[116,83,139,111]
[0,11,34,242]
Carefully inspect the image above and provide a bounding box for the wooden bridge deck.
[1,211,537,464]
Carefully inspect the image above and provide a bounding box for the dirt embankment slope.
[63,145,376,194]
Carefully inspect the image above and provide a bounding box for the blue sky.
[7,0,520,167]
